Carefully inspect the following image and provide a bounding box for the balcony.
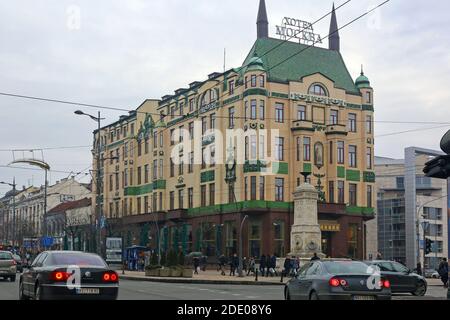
[291,120,314,132]
[325,124,348,136]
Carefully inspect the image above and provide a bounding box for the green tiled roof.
[243,38,360,95]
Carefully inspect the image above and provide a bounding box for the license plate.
[76,288,100,295]
[352,295,376,300]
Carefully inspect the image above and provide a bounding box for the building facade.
[375,149,449,269]
[92,1,375,260]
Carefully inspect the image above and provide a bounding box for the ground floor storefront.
[106,201,374,261]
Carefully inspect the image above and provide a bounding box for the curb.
[120,275,286,286]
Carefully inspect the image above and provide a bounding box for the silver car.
[0,251,17,282]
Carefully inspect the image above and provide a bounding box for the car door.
[292,263,311,300]
[391,262,417,292]
[22,253,42,295]
[303,263,321,298]
[28,253,47,296]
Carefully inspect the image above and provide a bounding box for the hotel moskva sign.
[276,17,323,45]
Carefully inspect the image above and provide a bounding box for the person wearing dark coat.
[269,254,277,277]
[283,256,291,277]
[259,254,266,275]
[230,253,239,276]
[193,257,200,274]
[218,255,227,276]
[310,252,320,261]
[438,258,449,288]
[265,255,271,277]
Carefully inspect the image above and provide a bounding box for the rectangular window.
[178,189,184,209]
[250,100,257,120]
[329,141,333,164]
[251,75,257,87]
[366,115,372,134]
[244,101,248,121]
[189,122,194,140]
[201,185,207,207]
[329,181,335,203]
[179,102,184,116]
[229,81,235,95]
[273,221,285,257]
[130,123,135,136]
[348,113,357,132]
[229,107,235,128]
[303,137,311,161]
[296,137,301,161]
[297,105,306,120]
[144,196,149,213]
[228,184,235,203]
[170,105,175,119]
[137,167,142,185]
[144,138,149,154]
[349,184,357,206]
[245,137,249,161]
[210,146,215,167]
[275,178,284,201]
[349,145,357,168]
[124,169,128,187]
[201,147,206,169]
[338,181,345,204]
[367,185,373,208]
[260,75,265,87]
[189,98,194,112]
[152,160,158,180]
[152,193,157,212]
[188,152,194,173]
[136,197,142,215]
[159,159,164,179]
[244,177,248,201]
[245,76,248,89]
[275,137,284,161]
[170,158,175,177]
[366,147,372,169]
[153,131,158,149]
[202,117,207,135]
[179,159,184,175]
[144,164,149,184]
[160,132,163,147]
[209,184,215,206]
[210,113,216,130]
[259,134,265,160]
[109,175,113,192]
[259,176,265,200]
[330,110,339,125]
[115,173,119,190]
[159,192,163,211]
[337,141,345,164]
[275,103,284,123]
[188,188,194,208]
[259,100,265,120]
[250,176,257,201]
[366,92,372,104]
[170,129,175,145]
[169,192,175,210]
[250,135,257,160]
[179,125,184,142]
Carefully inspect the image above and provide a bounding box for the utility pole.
[1,179,16,248]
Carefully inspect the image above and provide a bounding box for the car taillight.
[50,271,71,282]
[103,271,118,283]
[383,280,390,288]
[12,260,17,265]
[329,277,348,287]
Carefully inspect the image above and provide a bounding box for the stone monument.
[289,173,325,259]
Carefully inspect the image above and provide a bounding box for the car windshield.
[0,252,12,260]
[49,253,107,267]
[323,261,370,274]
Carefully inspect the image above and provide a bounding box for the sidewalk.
[118,269,288,286]
[117,269,447,287]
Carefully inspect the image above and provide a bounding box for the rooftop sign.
[276,17,322,45]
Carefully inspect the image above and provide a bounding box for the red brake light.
[50,271,71,282]
[12,260,17,265]
[103,271,118,283]
[329,278,340,287]
[383,280,390,288]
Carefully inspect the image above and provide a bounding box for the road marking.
[246,296,259,299]
[232,293,242,296]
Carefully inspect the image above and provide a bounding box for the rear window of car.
[49,253,107,267]
[0,252,13,260]
[323,261,370,274]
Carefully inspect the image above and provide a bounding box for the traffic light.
[425,238,434,255]
[423,129,450,179]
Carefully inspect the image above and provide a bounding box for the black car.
[363,260,427,296]
[285,260,391,300]
[19,251,119,300]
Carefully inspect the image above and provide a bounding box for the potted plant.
[159,251,171,277]
[180,251,193,278]
[145,251,161,277]
[167,249,182,277]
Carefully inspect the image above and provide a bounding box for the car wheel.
[10,275,16,282]
[309,291,319,300]
[19,282,28,300]
[412,281,427,296]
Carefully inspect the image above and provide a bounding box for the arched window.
[308,84,328,97]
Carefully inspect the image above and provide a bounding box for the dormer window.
[308,84,328,97]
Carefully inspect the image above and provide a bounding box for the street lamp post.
[0,179,16,248]
[238,215,249,277]
[75,110,104,256]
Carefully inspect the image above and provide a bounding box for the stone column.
[289,183,325,259]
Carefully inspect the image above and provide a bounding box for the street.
[0,277,447,300]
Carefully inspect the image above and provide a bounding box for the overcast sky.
[0,0,449,196]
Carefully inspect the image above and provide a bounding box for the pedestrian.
[438,258,449,288]
[218,254,227,276]
[259,254,266,275]
[247,257,256,276]
[310,252,320,261]
[376,252,382,260]
[230,253,238,276]
[193,257,200,275]
[283,255,291,277]
[265,254,271,277]
[269,254,277,277]
[243,257,248,274]
[416,262,422,276]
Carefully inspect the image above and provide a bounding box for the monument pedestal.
[289,183,325,259]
